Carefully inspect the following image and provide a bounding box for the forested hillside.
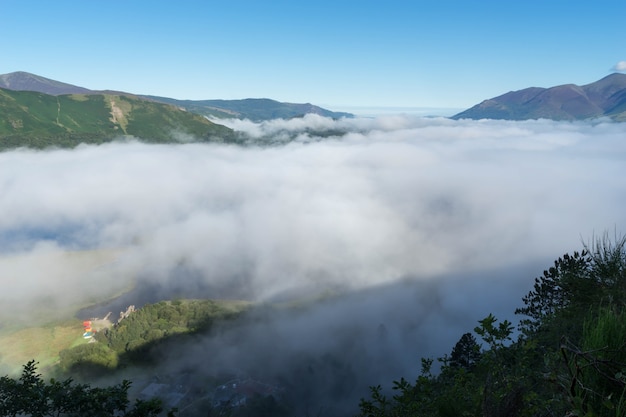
[59,299,249,376]
[358,235,626,417]
[0,88,238,149]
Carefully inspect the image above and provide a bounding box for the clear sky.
[1,0,625,109]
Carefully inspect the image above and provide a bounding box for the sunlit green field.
[0,320,86,373]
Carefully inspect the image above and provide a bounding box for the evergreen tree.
[449,333,481,370]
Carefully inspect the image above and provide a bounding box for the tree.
[449,333,482,370]
[0,361,171,417]
[515,250,591,338]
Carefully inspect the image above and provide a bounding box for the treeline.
[358,234,626,417]
[59,299,248,375]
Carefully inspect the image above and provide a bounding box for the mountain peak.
[0,71,92,95]
[453,73,626,121]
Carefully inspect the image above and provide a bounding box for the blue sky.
[1,0,625,109]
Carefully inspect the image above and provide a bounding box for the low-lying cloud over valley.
[1,115,624,412]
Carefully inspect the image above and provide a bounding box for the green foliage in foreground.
[359,234,626,417]
[0,360,169,417]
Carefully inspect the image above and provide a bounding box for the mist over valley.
[1,113,624,415]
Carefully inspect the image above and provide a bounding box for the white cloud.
[1,117,624,309]
[1,116,625,400]
[613,61,626,72]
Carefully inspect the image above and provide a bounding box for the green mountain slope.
[0,88,237,150]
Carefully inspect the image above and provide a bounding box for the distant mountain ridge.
[452,73,626,121]
[142,96,353,122]
[0,71,352,121]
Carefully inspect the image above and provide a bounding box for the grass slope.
[0,88,238,150]
[0,320,84,374]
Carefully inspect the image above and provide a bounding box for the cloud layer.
[1,115,625,411]
[2,116,625,308]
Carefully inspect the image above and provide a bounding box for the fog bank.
[1,115,624,412]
